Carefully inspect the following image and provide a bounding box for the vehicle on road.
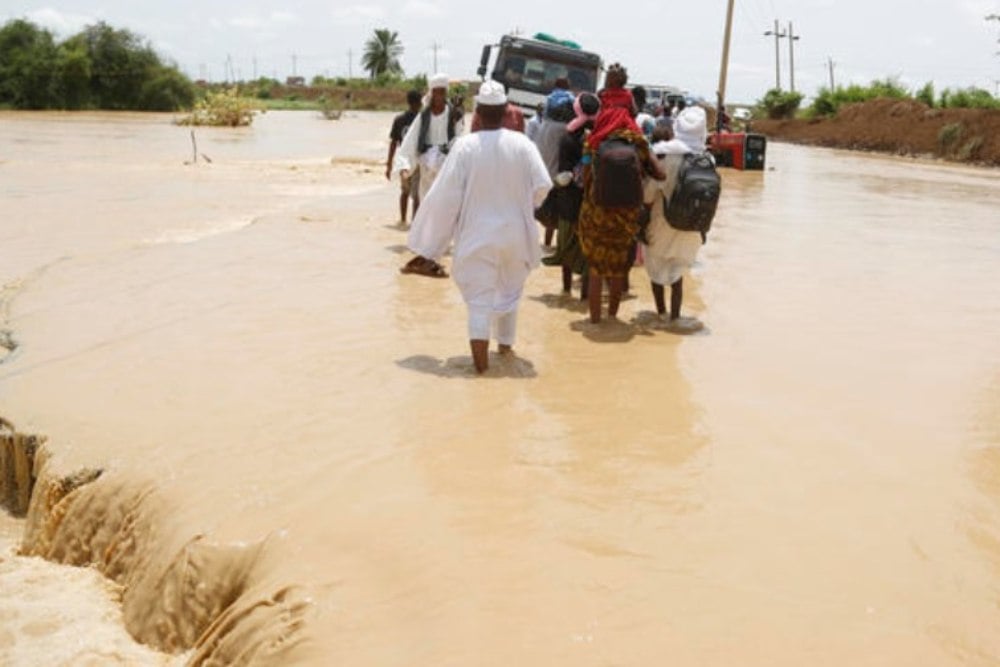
[477,33,602,116]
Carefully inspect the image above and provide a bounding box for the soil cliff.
[752,99,1000,166]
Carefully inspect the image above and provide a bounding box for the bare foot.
[470,339,489,373]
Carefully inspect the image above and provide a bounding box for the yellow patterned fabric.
[578,128,652,277]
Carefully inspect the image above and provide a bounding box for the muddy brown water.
[1,110,999,666]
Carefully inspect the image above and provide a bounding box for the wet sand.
[1,110,1000,665]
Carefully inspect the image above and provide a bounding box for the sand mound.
[754,99,1000,165]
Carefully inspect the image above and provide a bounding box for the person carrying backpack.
[577,63,665,324]
[640,106,718,333]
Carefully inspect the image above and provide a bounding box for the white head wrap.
[429,73,449,90]
[475,80,507,106]
[674,106,708,153]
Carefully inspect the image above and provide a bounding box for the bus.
[477,33,602,116]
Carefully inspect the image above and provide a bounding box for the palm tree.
[361,28,403,79]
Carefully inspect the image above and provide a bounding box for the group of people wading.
[385,65,714,373]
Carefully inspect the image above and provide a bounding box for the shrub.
[938,122,964,150]
[806,77,910,117]
[915,82,935,108]
[957,136,985,161]
[938,87,1000,110]
[759,88,804,119]
[177,87,254,126]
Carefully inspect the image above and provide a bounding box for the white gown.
[408,128,552,342]
[642,141,706,287]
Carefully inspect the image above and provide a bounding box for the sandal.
[400,256,449,278]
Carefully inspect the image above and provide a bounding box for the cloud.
[402,1,444,18]
[229,11,299,30]
[24,7,94,34]
[331,5,387,25]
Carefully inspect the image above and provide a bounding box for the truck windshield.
[492,43,598,94]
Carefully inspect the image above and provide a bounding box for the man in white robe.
[392,72,460,203]
[408,80,552,373]
[396,72,464,278]
[641,106,711,333]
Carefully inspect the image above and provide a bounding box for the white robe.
[408,128,552,342]
[392,107,460,200]
[642,140,706,287]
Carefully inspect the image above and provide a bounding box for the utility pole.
[787,21,801,93]
[431,42,440,73]
[717,0,736,133]
[253,55,258,80]
[764,20,787,90]
[347,48,353,78]
[827,57,837,90]
[291,53,298,78]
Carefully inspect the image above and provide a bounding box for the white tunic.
[642,140,706,286]
[409,128,552,314]
[392,107,459,200]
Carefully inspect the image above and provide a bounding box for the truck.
[477,33,602,116]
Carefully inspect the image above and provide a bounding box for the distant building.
[285,76,306,87]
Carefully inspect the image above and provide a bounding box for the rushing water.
[1,110,999,666]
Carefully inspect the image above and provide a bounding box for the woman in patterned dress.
[577,64,665,323]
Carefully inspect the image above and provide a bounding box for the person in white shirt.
[407,80,552,373]
[395,73,463,278]
[641,106,710,333]
[392,72,461,202]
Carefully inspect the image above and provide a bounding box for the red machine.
[709,131,767,170]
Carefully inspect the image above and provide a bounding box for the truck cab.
[477,34,602,116]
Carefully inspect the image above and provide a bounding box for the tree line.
[0,18,194,111]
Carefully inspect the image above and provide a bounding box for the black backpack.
[593,139,643,208]
[664,152,721,236]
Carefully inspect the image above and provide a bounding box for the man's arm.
[393,115,420,176]
[386,138,399,180]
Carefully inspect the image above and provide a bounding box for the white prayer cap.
[475,80,507,106]
[674,106,708,152]
[429,72,449,90]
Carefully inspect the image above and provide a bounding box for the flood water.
[1,110,999,666]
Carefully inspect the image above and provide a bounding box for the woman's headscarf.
[586,87,640,149]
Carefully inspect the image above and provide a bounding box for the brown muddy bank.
[753,99,1000,166]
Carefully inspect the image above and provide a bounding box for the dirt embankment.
[753,99,1000,166]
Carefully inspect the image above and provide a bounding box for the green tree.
[361,28,403,79]
[71,22,160,109]
[0,19,59,108]
[138,66,195,111]
[56,40,92,109]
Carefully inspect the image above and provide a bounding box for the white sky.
[4,1,999,103]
